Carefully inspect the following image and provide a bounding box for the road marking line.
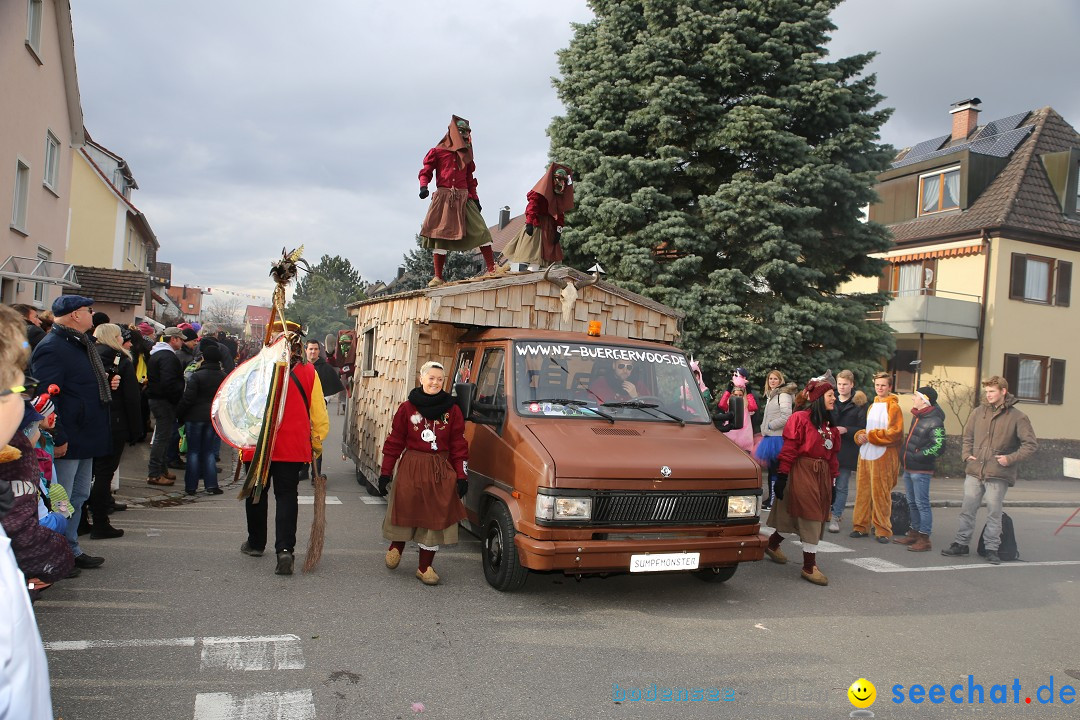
[200,634,305,671]
[194,690,315,720]
[359,496,386,505]
[758,527,852,553]
[44,637,195,651]
[845,557,1080,573]
[297,495,341,505]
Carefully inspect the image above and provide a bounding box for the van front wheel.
[482,501,528,591]
[693,565,737,583]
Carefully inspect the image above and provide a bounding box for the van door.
[461,346,508,524]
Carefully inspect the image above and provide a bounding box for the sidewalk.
[114,436,241,507]
[920,475,1080,508]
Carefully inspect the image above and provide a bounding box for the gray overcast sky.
[68,0,1080,303]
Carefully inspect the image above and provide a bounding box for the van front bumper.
[514,531,766,573]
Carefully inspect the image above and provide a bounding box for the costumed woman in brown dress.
[378,361,468,585]
[762,377,840,586]
[418,116,497,286]
[502,163,573,272]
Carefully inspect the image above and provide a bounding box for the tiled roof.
[488,213,528,254]
[63,266,147,305]
[245,305,272,323]
[887,107,1080,245]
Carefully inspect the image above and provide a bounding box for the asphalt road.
[36,412,1080,719]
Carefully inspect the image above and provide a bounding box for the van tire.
[693,565,737,583]
[482,501,528,591]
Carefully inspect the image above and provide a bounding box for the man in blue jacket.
[30,295,117,570]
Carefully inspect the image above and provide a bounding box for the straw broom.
[302,452,326,572]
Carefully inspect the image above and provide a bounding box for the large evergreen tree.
[287,254,366,343]
[549,0,895,389]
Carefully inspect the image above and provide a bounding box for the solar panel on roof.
[975,111,1029,139]
[890,113,1034,169]
[968,125,1034,158]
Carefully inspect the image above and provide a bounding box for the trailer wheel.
[693,565,737,583]
[482,501,528,592]
[356,467,380,496]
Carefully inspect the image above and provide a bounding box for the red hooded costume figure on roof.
[502,163,574,272]
[417,116,497,286]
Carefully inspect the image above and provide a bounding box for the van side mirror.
[454,382,476,420]
[713,394,744,433]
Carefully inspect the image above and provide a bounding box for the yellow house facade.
[843,101,1080,439]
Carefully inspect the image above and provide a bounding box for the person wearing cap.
[239,319,329,575]
[177,328,199,371]
[145,328,186,486]
[176,342,226,496]
[762,377,840,586]
[892,386,946,552]
[942,376,1037,564]
[850,371,904,543]
[29,295,115,570]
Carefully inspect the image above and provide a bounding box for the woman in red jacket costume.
[418,116,496,286]
[762,377,840,586]
[378,361,468,585]
[502,163,574,272]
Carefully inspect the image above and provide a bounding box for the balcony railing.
[870,288,981,339]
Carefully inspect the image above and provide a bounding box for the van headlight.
[727,495,757,518]
[535,495,593,521]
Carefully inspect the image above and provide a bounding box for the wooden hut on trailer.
[342,267,684,487]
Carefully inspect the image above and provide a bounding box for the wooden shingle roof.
[62,266,147,305]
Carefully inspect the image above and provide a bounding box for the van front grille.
[591,492,727,526]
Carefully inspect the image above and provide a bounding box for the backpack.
[890,491,910,536]
[977,512,1019,561]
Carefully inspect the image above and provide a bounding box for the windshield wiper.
[521,398,615,424]
[600,400,685,426]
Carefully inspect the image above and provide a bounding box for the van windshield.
[512,340,710,423]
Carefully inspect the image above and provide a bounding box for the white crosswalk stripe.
[200,634,305,671]
[297,495,342,505]
[193,690,315,720]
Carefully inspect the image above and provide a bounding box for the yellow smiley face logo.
[848,678,876,709]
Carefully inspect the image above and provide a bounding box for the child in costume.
[502,163,573,272]
[717,368,758,453]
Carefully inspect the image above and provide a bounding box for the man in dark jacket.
[893,386,946,552]
[942,376,1037,564]
[11,304,45,349]
[30,295,114,570]
[301,340,344,480]
[177,342,227,495]
[146,327,185,486]
[828,370,867,533]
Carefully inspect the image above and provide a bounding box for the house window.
[918,167,960,215]
[26,0,43,57]
[1009,253,1071,306]
[1003,354,1065,404]
[43,131,60,190]
[126,228,134,261]
[34,246,51,303]
[11,160,30,233]
[882,259,936,297]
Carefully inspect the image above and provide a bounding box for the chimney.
[499,206,511,229]
[949,97,981,142]
[396,266,405,279]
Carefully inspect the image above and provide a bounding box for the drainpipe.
[974,228,991,402]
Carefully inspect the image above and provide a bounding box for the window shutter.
[1003,354,1020,396]
[1009,254,1026,300]
[1049,359,1066,405]
[878,264,891,293]
[1055,260,1072,307]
